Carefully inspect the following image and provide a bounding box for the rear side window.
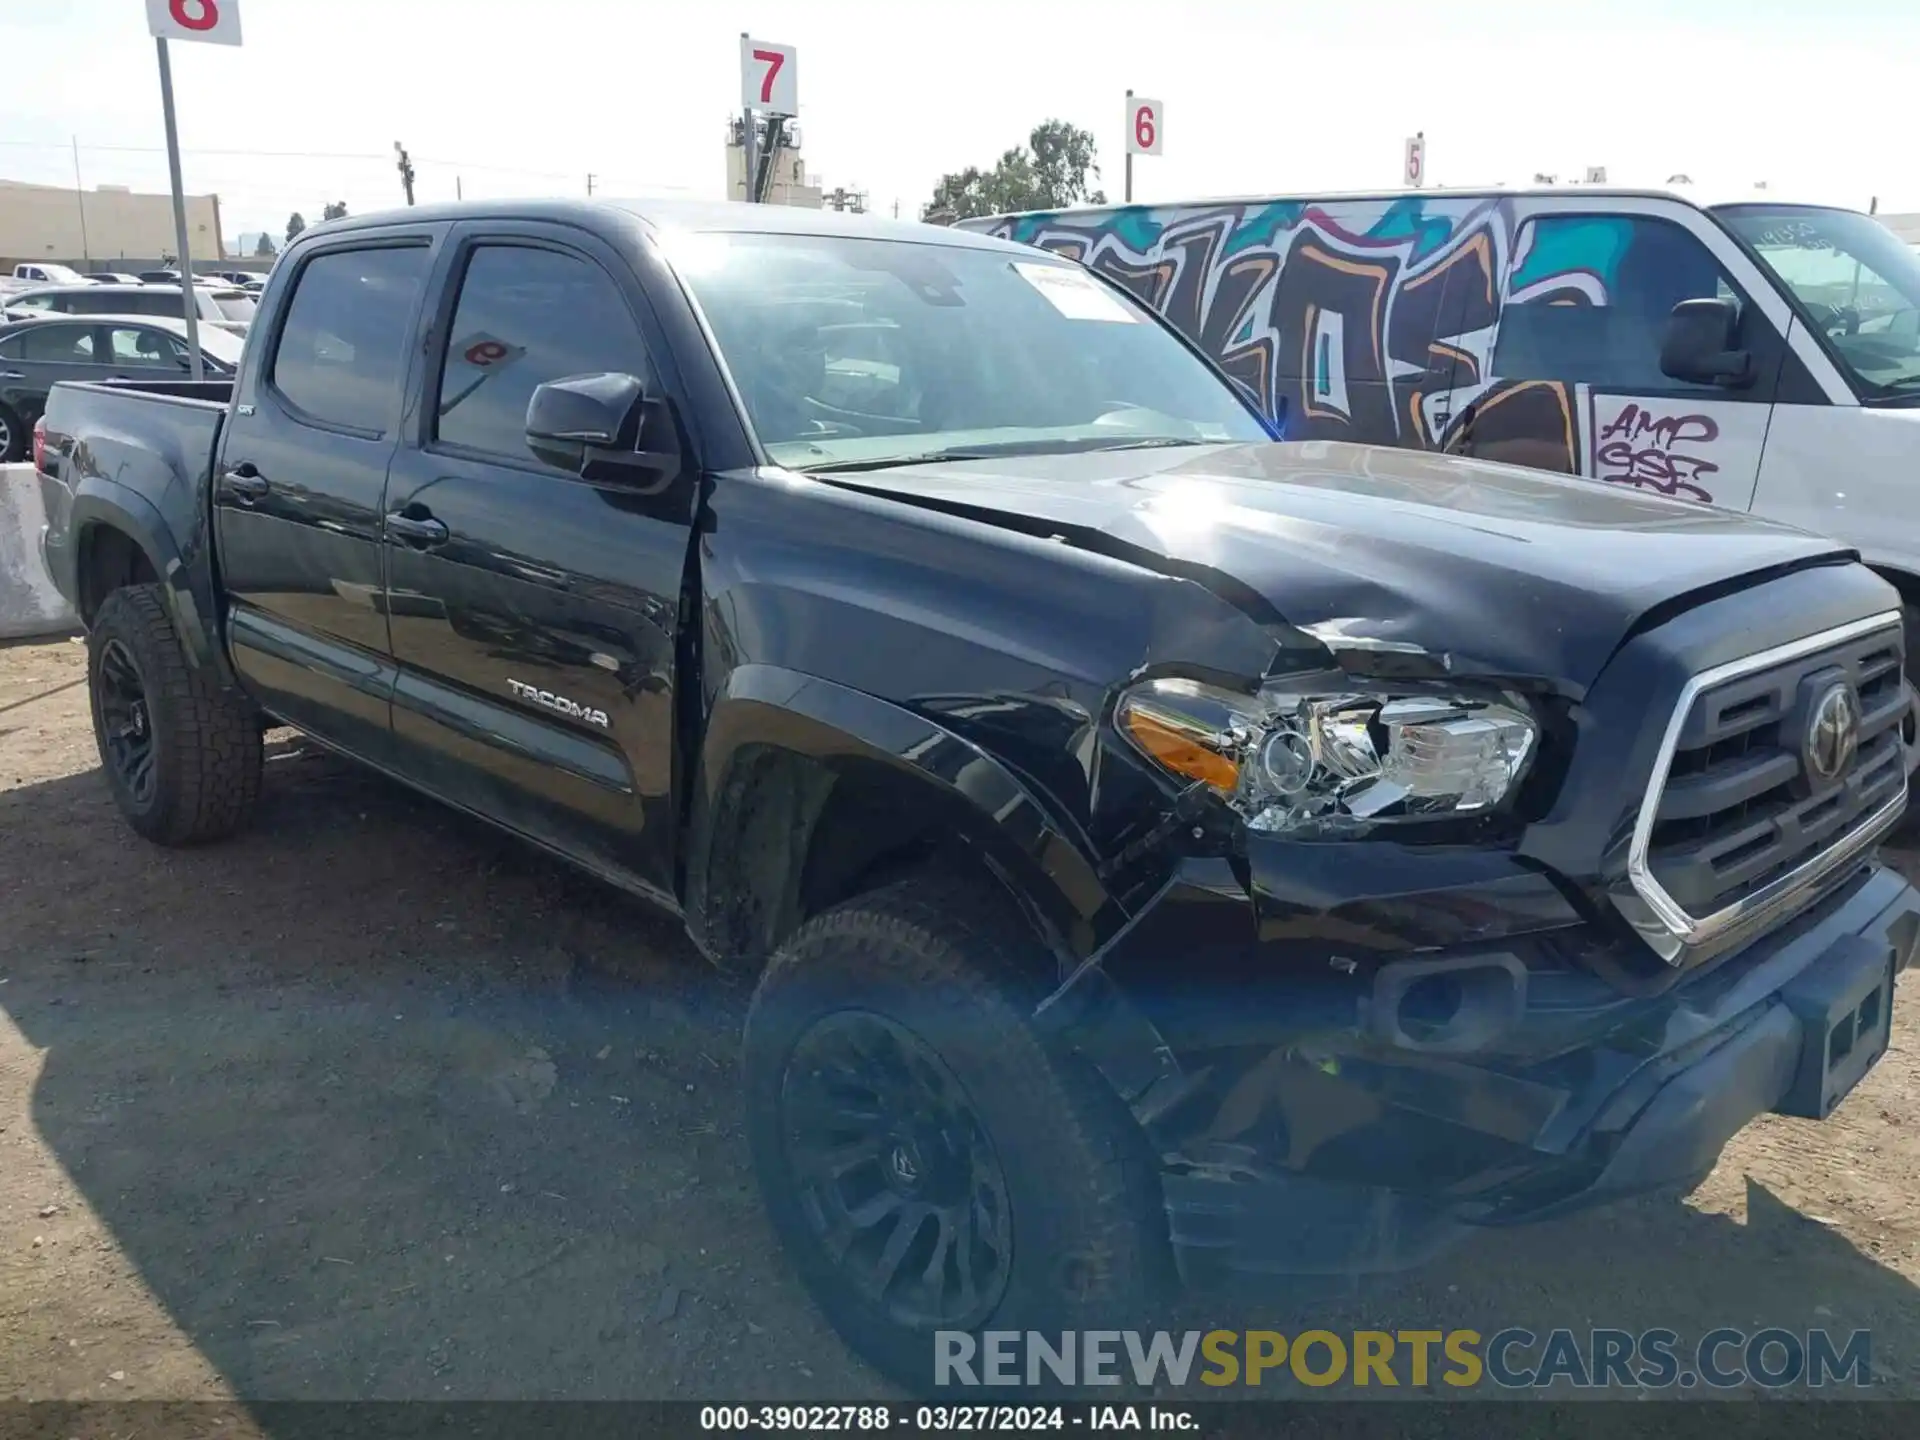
[432,244,648,468]
[271,245,431,432]
[15,324,96,361]
[108,326,185,367]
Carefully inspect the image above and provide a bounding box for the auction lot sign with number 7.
[740,36,797,114]
[146,0,244,45]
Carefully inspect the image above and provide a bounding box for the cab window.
[269,245,432,432]
[432,244,650,470]
[1493,216,1749,392]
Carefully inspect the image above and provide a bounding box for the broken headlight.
[1116,676,1537,834]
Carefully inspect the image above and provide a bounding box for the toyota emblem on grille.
[1806,682,1861,783]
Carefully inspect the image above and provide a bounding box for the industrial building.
[0,178,225,270]
[724,116,822,208]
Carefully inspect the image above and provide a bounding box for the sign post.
[1124,93,1164,204]
[1403,132,1426,188]
[145,0,243,382]
[739,36,798,204]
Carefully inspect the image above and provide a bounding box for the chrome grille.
[1627,612,1907,954]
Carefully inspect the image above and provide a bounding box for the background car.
[11,262,88,285]
[88,271,146,286]
[0,313,243,461]
[3,283,256,335]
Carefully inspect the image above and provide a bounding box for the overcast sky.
[1,0,1913,246]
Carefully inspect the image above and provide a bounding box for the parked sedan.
[2,283,256,335]
[89,271,146,286]
[0,314,243,461]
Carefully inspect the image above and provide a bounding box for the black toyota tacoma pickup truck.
[33,200,1920,1387]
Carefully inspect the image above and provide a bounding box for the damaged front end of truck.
[858,452,1920,1289]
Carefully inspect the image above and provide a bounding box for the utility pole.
[70,136,91,266]
[394,141,416,206]
[456,176,463,201]
[1124,89,1133,204]
[155,39,204,382]
[587,174,597,196]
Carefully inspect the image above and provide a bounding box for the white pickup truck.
[967,186,1920,799]
[967,187,1920,637]
[11,262,90,286]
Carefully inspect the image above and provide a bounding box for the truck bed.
[36,377,234,645]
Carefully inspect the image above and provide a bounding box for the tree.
[321,201,349,222]
[253,233,276,258]
[286,212,306,243]
[923,120,1105,222]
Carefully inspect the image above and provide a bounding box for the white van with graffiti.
[961,188,1920,632]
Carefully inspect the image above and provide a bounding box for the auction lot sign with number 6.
[146,0,244,46]
[1127,97,1165,157]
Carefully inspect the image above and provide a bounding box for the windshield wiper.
[799,436,1214,474]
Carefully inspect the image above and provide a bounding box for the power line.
[0,139,392,161]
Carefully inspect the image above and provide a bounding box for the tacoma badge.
[507,679,611,729]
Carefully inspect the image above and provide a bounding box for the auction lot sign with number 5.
[146,0,244,45]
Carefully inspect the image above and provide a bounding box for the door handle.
[0,371,23,380]
[386,510,450,547]
[223,463,269,502]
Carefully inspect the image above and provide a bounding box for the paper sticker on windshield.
[1013,262,1138,322]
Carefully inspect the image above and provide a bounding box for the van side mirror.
[1660,297,1753,388]
[525,371,647,472]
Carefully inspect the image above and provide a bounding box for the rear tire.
[0,404,23,464]
[87,584,262,845]
[743,876,1172,1393]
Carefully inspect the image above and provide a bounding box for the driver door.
[1739,222,1920,576]
[380,225,698,902]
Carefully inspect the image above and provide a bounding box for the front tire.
[1900,605,1920,838]
[87,585,262,845]
[744,877,1171,1392]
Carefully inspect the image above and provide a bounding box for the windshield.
[666,231,1269,471]
[1716,205,1920,399]
[212,292,257,323]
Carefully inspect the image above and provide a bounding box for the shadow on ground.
[3,744,1919,1404]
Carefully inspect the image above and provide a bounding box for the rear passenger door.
[380,225,698,900]
[215,229,439,759]
[0,321,107,430]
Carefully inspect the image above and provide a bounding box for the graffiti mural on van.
[978,196,1733,504]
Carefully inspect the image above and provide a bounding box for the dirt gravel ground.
[6,634,1920,1407]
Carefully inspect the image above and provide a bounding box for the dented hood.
[819,439,1854,693]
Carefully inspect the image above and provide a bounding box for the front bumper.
[1045,849,1920,1285]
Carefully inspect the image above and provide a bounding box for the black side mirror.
[525,371,647,472]
[1660,297,1753,388]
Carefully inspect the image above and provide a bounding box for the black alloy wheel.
[781,1010,1014,1330]
[95,636,157,807]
